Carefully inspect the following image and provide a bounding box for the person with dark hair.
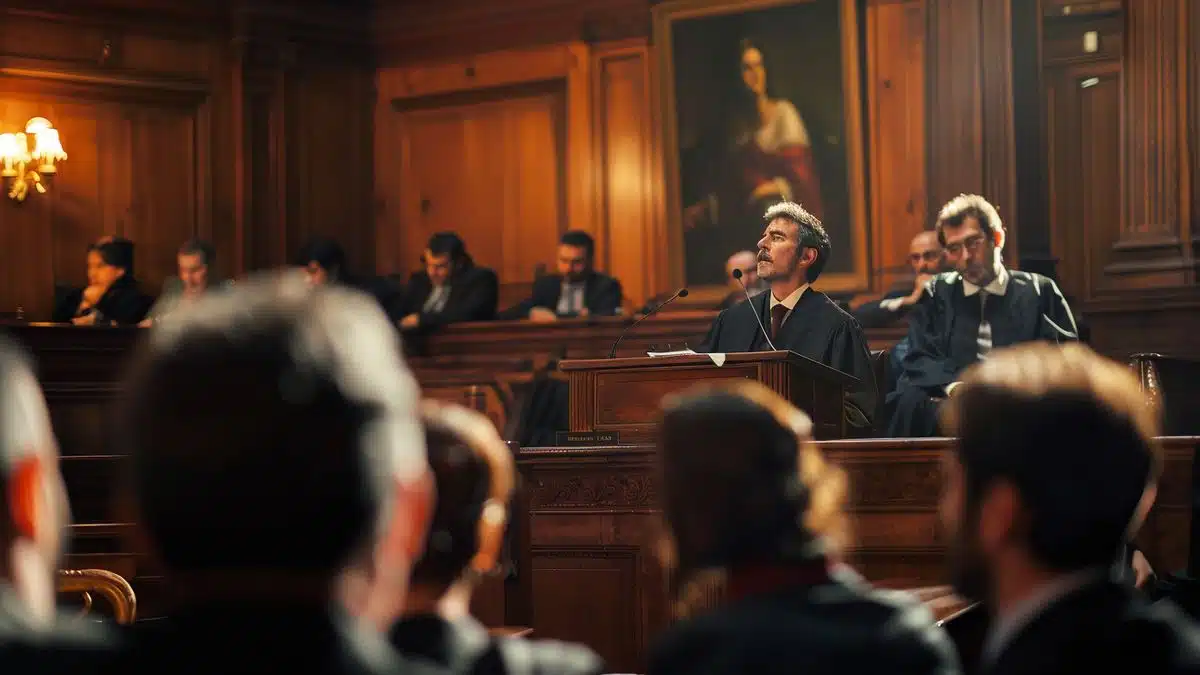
[886,194,1078,437]
[376,401,602,675]
[141,239,229,326]
[499,230,623,322]
[106,271,438,674]
[398,232,498,333]
[0,336,115,669]
[296,236,405,321]
[699,201,877,430]
[51,237,152,325]
[938,343,1200,675]
[649,381,958,675]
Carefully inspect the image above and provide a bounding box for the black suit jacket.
[500,272,623,319]
[699,289,878,427]
[401,266,499,331]
[852,288,913,329]
[51,276,152,325]
[650,566,960,675]
[984,579,1200,675]
[390,613,603,675]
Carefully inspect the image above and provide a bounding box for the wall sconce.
[0,117,68,202]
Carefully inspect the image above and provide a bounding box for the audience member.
[853,230,943,329]
[499,231,622,322]
[379,400,602,675]
[141,239,228,326]
[0,336,112,668]
[939,343,1200,675]
[648,380,959,675]
[108,271,439,674]
[716,250,766,310]
[296,236,405,322]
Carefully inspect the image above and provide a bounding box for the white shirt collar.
[962,263,1010,297]
[769,284,808,310]
[981,567,1107,665]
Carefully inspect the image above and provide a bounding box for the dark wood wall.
[0,0,374,320]
[1,0,1197,357]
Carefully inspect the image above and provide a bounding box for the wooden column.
[1106,0,1192,286]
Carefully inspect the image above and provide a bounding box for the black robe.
[699,288,877,429]
[886,269,1078,437]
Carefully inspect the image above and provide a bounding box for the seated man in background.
[140,239,228,327]
[297,236,405,322]
[852,230,943,329]
[716,250,767,310]
[499,231,622,322]
[398,233,498,333]
[938,343,1200,675]
[699,202,877,430]
[51,238,151,326]
[0,336,113,668]
[372,400,602,675]
[649,381,958,675]
[109,272,439,674]
[887,194,1077,437]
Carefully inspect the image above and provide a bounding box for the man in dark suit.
[379,401,603,675]
[938,343,1200,675]
[398,233,498,334]
[699,201,877,430]
[0,336,114,670]
[107,272,442,674]
[499,231,622,322]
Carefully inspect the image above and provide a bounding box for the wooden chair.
[58,568,137,624]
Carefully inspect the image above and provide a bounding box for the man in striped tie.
[885,194,1079,437]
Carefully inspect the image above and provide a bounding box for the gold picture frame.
[652,0,869,304]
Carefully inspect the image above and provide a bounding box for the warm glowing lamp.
[0,118,67,201]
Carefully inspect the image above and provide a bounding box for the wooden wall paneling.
[1104,0,1193,288]
[1009,0,1055,279]
[865,0,928,292]
[591,39,664,307]
[376,43,598,289]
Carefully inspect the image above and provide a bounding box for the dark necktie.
[771,303,788,339]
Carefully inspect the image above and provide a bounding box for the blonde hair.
[658,381,850,616]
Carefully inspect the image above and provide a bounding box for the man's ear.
[799,247,819,268]
[977,480,1021,555]
[7,454,44,541]
[470,501,509,575]
[379,472,435,564]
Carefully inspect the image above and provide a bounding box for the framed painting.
[653,0,868,302]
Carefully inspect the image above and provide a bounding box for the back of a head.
[411,401,514,589]
[119,271,424,574]
[941,343,1161,572]
[657,381,848,583]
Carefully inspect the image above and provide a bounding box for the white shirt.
[557,282,585,316]
[768,284,809,327]
[423,285,450,313]
[962,262,1010,297]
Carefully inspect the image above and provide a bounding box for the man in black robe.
[886,194,1078,438]
[699,201,876,430]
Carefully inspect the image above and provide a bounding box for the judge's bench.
[5,317,1198,673]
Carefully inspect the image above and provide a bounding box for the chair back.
[58,568,137,624]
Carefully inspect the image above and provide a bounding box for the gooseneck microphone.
[608,288,689,358]
[732,268,777,351]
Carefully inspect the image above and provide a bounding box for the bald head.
[909,231,943,275]
[725,250,759,289]
[120,271,427,575]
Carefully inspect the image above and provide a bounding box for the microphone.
[608,288,689,358]
[732,268,777,351]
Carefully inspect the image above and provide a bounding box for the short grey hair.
[763,201,832,282]
[936,194,1005,249]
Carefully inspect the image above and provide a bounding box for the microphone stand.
[608,288,689,358]
[732,269,776,351]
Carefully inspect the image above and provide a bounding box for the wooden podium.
[559,350,858,442]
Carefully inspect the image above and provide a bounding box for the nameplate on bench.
[555,431,621,446]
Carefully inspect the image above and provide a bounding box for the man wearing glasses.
[885,194,1079,437]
